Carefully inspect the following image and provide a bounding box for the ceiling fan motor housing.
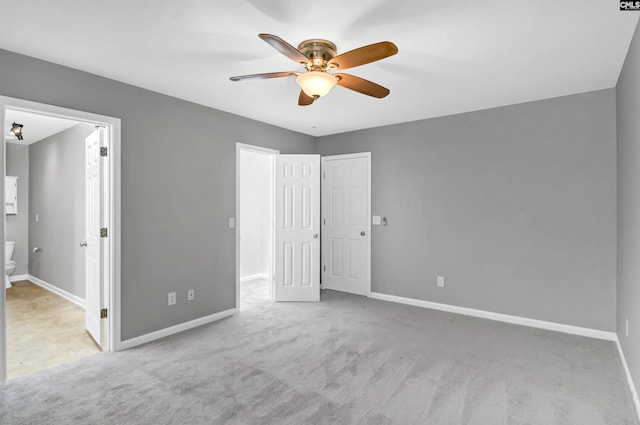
[297,39,337,70]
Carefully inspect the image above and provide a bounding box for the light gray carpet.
[0,279,637,424]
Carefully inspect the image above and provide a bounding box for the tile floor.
[6,280,101,379]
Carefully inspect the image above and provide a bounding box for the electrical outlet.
[437,276,445,288]
[626,318,630,338]
[187,289,195,301]
[168,292,176,306]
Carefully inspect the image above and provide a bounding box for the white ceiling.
[0,1,637,137]
[4,110,79,145]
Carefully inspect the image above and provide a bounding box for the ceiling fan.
[230,34,398,106]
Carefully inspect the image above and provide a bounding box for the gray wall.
[318,89,617,331]
[0,49,316,341]
[0,46,620,344]
[617,22,640,399]
[6,143,29,276]
[28,124,94,298]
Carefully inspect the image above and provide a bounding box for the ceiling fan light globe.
[296,71,337,99]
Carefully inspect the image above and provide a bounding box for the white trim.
[9,274,29,282]
[27,275,86,308]
[111,115,122,354]
[235,143,279,312]
[368,292,617,341]
[118,308,236,350]
[240,273,269,283]
[616,337,640,420]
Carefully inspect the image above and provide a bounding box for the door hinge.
[323,265,326,272]
[323,218,326,226]
[100,228,108,238]
[100,147,108,157]
[100,308,108,319]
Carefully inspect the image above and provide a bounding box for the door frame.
[235,143,278,310]
[0,96,122,384]
[321,152,372,295]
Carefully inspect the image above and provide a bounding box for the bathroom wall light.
[10,122,23,141]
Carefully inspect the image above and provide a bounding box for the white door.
[84,128,104,346]
[274,155,320,301]
[321,153,371,296]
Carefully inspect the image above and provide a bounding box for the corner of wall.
[615,17,640,421]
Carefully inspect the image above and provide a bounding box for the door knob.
[313,233,318,239]
[360,231,366,236]
[80,241,88,248]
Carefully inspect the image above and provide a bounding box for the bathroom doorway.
[235,143,277,311]
[0,97,121,382]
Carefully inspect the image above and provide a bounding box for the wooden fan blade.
[328,41,398,70]
[298,90,315,106]
[230,71,297,81]
[335,73,390,98]
[259,34,310,65]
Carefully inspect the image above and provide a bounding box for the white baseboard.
[27,274,86,309]
[117,308,236,351]
[368,292,617,341]
[10,274,29,282]
[240,274,269,283]
[616,337,640,421]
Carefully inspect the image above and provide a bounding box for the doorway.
[0,97,121,383]
[237,147,366,306]
[236,143,277,310]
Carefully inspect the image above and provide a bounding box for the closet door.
[321,153,371,296]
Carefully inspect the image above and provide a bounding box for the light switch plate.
[228,217,235,229]
[372,215,381,225]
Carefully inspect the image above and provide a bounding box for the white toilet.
[5,241,15,289]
